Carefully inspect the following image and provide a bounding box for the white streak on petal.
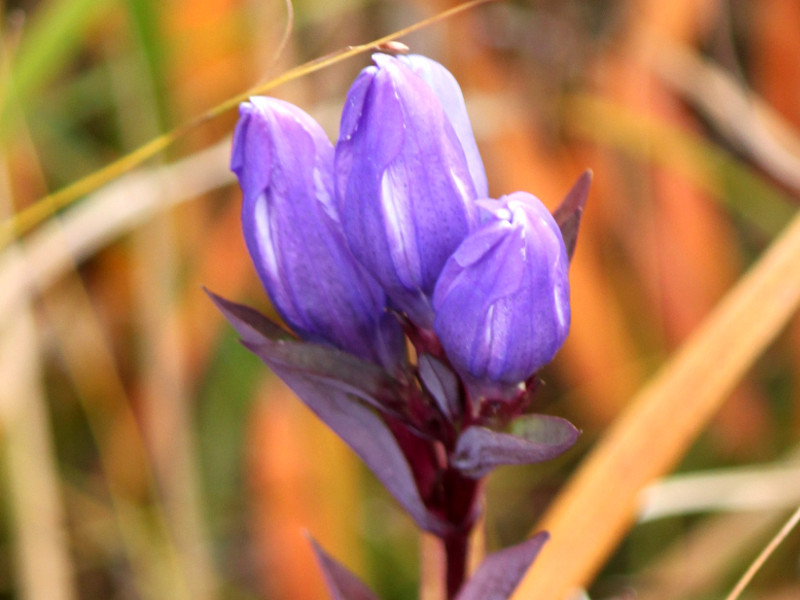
[254,194,279,282]
[381,165,421,289]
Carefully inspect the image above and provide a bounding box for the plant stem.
[444,533,469,600]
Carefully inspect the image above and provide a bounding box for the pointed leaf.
[208,291,448,535]
[208,289,401,411]
[256,348,447,534]
[451,416,579,478]
[456,532,549,600]
[418,353,461,422]
[252,340,403,412]
[205,288,292,343]
[309,537,381,600]
[553,170,592,261]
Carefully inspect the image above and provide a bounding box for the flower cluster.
[212,52,590,600]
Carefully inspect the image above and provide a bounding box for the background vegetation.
[1,1,799,599]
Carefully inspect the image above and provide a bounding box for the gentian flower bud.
[336,54,480,328]
[433,192,570,388]
[231,96,402,367]
[397,54,488,199]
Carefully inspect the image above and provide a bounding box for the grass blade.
[511,206,800,599]
[723,505,800,600]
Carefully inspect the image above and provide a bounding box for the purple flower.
[397,54,488,198]
[433,192,570,388]
[231,96,402,367]
[221,55,586,596]
[336,54,482,329]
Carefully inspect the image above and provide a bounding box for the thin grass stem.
[0,0,495,250]
[724,505,800,600]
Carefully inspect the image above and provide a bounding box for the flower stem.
[444,533,469,600]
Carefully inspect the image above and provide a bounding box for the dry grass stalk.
[511,206,800,599]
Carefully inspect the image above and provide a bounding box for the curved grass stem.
[0,0,496,251]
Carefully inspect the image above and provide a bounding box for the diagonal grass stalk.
[510,202,800,599]
[723,504,800,600]
[0,0,496,251]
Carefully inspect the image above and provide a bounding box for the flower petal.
[232,96,402,366]
[336,54,478,328]
[433,192,570,385]
[399,54,488,198]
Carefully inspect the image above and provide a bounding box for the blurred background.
[1,0,800,599]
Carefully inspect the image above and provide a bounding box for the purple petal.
[208,291,447,535]
[398,54,488,198]
[553,170,592,261]
[232,96,402,367]
[336,54,478,328]
[455,532,549,600]
[309,537,381,600]
[433,192,570,385]
[451,415,579,478]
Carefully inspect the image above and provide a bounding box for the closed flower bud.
[336,54,481,328]
[397,54,488,199]
[433,192,570,388]
[231,96,402,366]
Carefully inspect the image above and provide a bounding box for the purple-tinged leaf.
[455,532,549,600]
[309,537,381,600]
[258,355,446,534]
[451,415,579,478]
[553,170,592,261]
[418,353,462,423]
[208,290,402,411]
[205,287,292,343]
[208,290,449,535]
[251,337,401,412]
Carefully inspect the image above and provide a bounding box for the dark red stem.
[439,471,480,598]
[444,532,469,600]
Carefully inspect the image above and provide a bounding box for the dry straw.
[511,198,800,599]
